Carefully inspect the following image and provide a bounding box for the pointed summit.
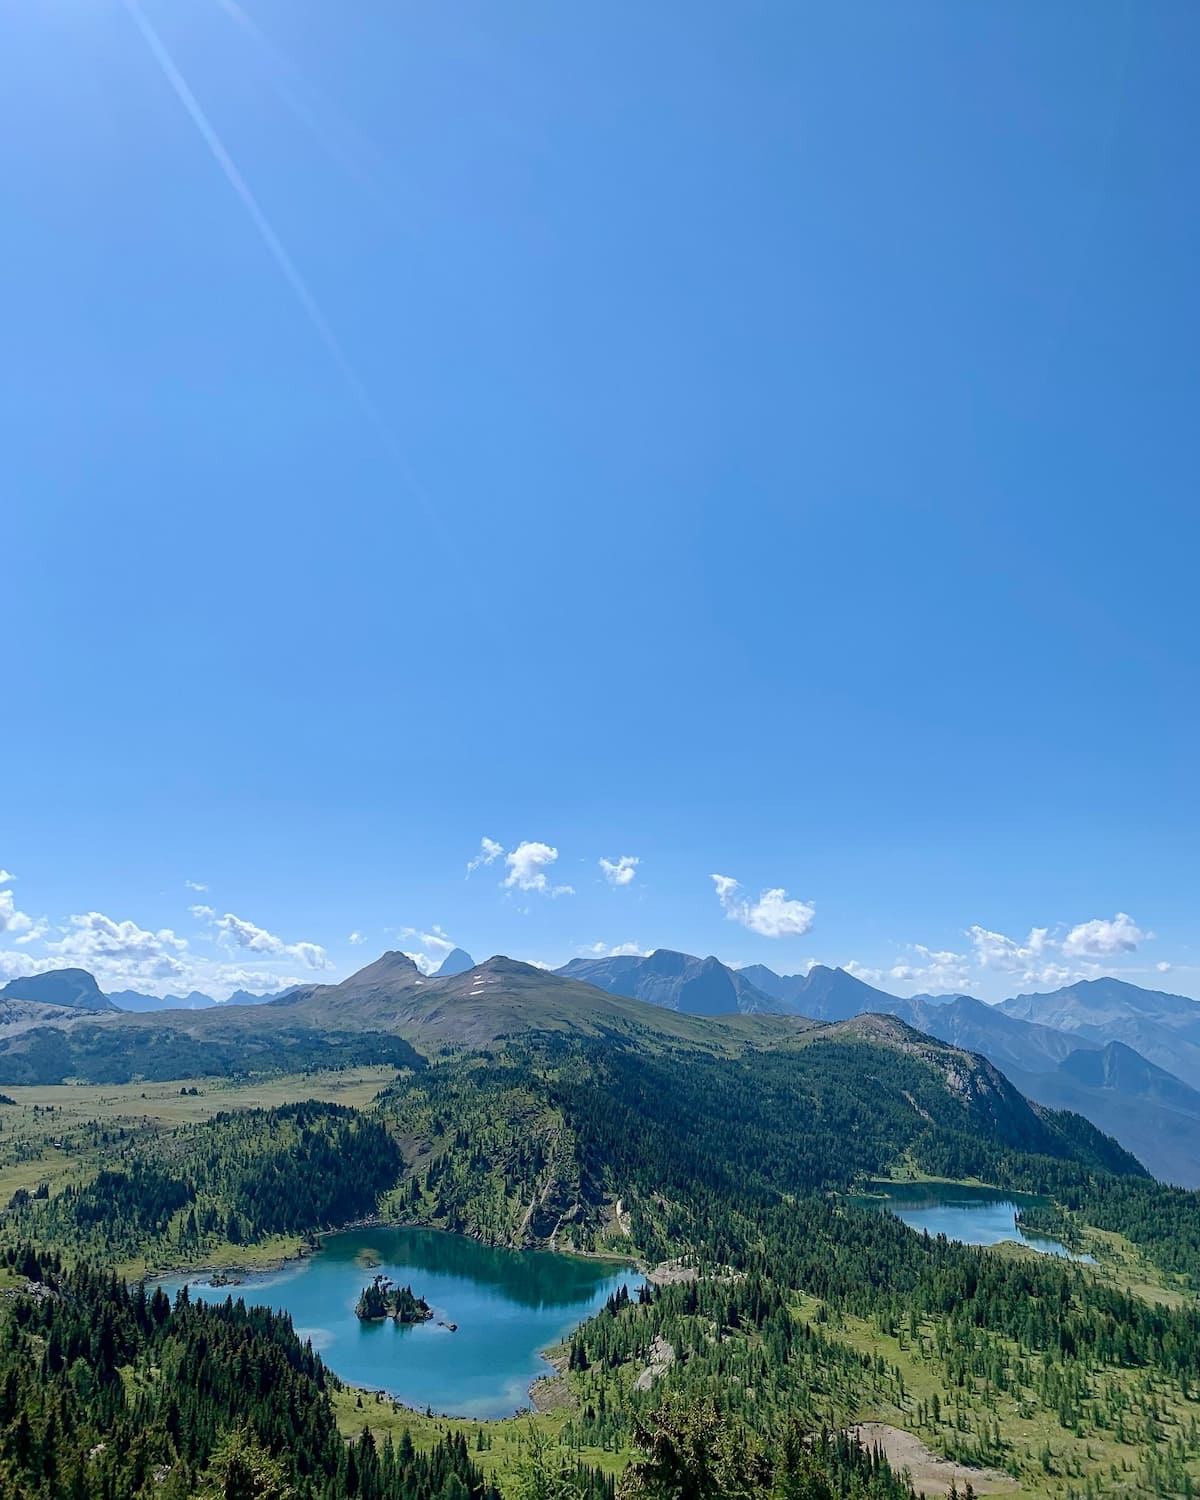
[434,947,475,977]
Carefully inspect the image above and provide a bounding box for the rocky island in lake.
[355,1274,433,1324]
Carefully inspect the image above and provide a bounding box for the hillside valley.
[0,950,1199,1500]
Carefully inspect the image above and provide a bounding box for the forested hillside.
[0,1017,425,1086]
[5,1101,404,1268]
[0,1244,941,1500]
[0,1245,500,1500]
[377,1033,1200,1497]
[381,1032,1147,1259]
[2,1011,1200,1499]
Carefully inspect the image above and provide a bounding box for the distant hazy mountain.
[789,965,906,1020]
[727,961,952,1022]
[106,987,284,1012]
[734,963,808,1007]
[1002,1041,1200,1190]
[107,989,217,1012]
[0,969,116,1012]
[899,994,1092,1075]
[433,948,475,978]
[1058,1039,1200,1109]
[1001,976,1200,1031]
[1,974,288,1015]
[558,949,784,1016]
[999,978,1200,1091]
[566,952,956,1022]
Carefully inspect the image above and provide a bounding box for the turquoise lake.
[169,1227,643,1419]
[855,1181,1092,1260]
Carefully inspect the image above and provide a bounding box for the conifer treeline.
[8,1102,403,1263]
[0,1245,497,1500]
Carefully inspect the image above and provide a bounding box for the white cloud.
[288,941,329,969]
[843,960,886,984]
[1028,963,1078,989]
[212,967,305,997]
[504,842,574,897]
[0,873,47,945]
[400,925,458,973]
[582,941,649,958]
[0,952,58,984]
[401,926,454,957]
[1156,961,1172,974]
[968,925,1051,972]
[185,879,208,892]
[401,926,453,961]
[0,878,336,1000]
[711,874,815,938]
[1062,912,1146,958]
[45,911,191,983]
[205,910,332,970]
[846,945,976,995]
[966,924,1083,988]
[214,912,282,954]
[0,888,43,943]
[600,855,639,888]
[965,912,1149,989]
[914,946,963,967]
[348,931,366,945]
[467,837,504,875]
[0,872,44,944]
[465,837,575,896]
[897,946,976,993]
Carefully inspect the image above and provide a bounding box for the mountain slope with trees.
[2,965,1200,1499]
[3,951,1200,1182]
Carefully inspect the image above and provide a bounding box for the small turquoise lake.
[854,1181,1092,1260]
[168,1227,642,1419]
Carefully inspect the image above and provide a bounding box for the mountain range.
[560,949,785,1016]
[0,972,285,1013]
[554,951,1200,1187]
[3,944,1200,1186]
[998,977,1200,1089]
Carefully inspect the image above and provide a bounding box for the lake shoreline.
[143,1213,643,1289]
[164,1222,646,1422]
[855,1179,1091,1262]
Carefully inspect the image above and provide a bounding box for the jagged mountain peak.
[433,947,475,977]
[556,948,781,1016]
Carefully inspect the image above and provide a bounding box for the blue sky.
[3,1,1197,1000]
